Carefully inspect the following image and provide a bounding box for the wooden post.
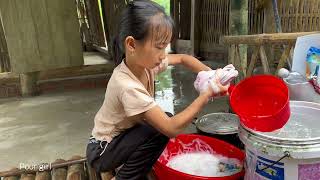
[230,0,248,72]
[51,159,67,180]
[20,72,39,96]
[85,162,98,180]
[190,0,195,56]
[66,156,85,180]
[21,174,36,180]
[35,171,50,180]
[3,176,19,180]
[100,172,113,180]
[264,0,276,69]
[170,0,177,52]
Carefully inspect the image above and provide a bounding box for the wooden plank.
[46,0,70,67]
[46,0,83,67]
[39,63,114,80]
[0,12,10,72]
[259,46,270,74]
[0,0,83,73]
[247,46,259,77]
[0,0,41,73]
[29,0,54,70]
[62,0,84,66]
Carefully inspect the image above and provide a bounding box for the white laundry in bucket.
[166,152,241,177]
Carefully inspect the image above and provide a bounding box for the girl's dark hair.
[112,0,175,65]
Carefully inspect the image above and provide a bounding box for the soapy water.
[264,111,320,139]
[166,152,242,177]
[161,138,242,177]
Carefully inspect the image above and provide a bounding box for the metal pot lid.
[243,101,320,142]
[196,113,239,135]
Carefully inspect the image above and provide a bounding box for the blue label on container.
[255,156,284,180]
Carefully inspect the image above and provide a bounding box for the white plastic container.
[239,101,320,180]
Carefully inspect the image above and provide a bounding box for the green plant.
[152,0,170,15]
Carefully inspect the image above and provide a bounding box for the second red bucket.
[229,75,290,132]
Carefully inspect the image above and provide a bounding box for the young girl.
[86,1,229,179]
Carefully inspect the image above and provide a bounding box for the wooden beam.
[221,31,320,45]
[0,64,115,86]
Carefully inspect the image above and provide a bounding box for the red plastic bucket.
[153,134,245,180]
[229,75,290,132]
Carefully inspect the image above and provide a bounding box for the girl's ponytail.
[112,35,124,66]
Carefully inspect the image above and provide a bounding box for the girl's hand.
[200,73,230,101]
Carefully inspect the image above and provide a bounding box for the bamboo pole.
[221,31,320,45]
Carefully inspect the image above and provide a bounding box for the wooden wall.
[0,0,83,73]
[278,0,320,33]
[249,0,320,34]
[101,0,126,59]
[0,13,10,72]
[85,0,105,47]
[199,0,231,60]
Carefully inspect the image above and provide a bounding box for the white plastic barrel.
[239,101,320,180]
